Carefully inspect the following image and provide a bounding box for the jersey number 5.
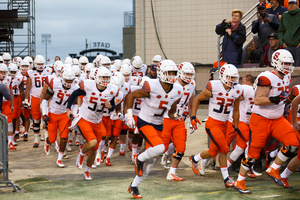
[154,101,168,117]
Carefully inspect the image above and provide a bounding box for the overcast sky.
[35,0,133,63]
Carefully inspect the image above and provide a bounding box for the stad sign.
[90,42,110,49]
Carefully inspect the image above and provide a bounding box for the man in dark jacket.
[216,9,246,68]
[262,32,283,67]
[278,0,300,66]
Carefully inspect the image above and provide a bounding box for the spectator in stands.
[215,9,246,68]
[248,36,261,64]
[267,0,288,21]
[262,33,283,67]
[278,0,300,66]
[0,83,11,113]
[252,3,280,59]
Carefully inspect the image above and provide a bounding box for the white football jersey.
[26,68,52,98]
[11,76,23,95]
[22,75,27,90]
[239,85,255,124]
[127,76,139,86]
[164,79,196,119]
[73,77,80,86]
[48,78,79,114]
[0,76,11,102]
[207,80,243,122]
[252,71,290,119]
[131,86,143,116]
[78,80,119,124]
[131,64,147,82]
[138,79,183,125]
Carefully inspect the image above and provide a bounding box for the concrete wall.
[195,67,300,93]
[123,27,136,59]
[135,0,258,65]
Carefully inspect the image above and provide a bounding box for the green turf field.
[1,171,300,200]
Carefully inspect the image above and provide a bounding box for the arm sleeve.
[268,21,279,31]
[215,20,226,35]
[67,88,86,109]
[108,97,116,112]
[278,16,285,45]
[0,83,11,100]
[41,99,48,115]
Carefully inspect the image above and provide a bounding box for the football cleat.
[266,167,284,186]
[247,169,257,178]
[75,135,80,146]
[63,153,69,159]
[128,183,142,199]
[282,178,293,189]
[234,180,251,194]
[33,142,39,148]
[56,160,65,168]
[68,139,72,145]
[132,153,137,163]
[189,155,199,175]
[199,159,206,176]
[76,152,85,170]
[160,153,169,169]
[119,150,125,155]
[92,162,97,169]
[12,140,17,146]
[8,142,17,150]
[100,151,105,163]
[105,157,112,166]
[40,136,45,141]
[134,154,144,176]
[83,171,92,181]
[23,134,28,141]
[44,141,50,156]
[95,152,101,166]
[166,172,184,181]
[13,133,19,141]
[224,177,235,188]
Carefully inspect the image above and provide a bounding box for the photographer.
[252,2,279,66]
[215,9,246,68]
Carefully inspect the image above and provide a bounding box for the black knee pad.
[280,146,298,158]
[172,151,184,161]
[241,157,255,169]
[120,130,127,135]
[33,119,41,133]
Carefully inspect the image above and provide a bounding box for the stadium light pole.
[41,34,51,65]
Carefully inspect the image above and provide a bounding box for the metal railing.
[0,113,22,192]
[217,2,259,69]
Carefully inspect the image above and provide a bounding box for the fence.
[0,113,22,192]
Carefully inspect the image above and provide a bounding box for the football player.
[234,49,299,194]
[126,60,183,198]
[190,64,242,188]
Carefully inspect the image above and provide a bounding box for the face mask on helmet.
[97,76,110,86]
[62,70,75,89]
[21,65,29,74]
[219,64,239,88]
[272,50,294,75]
[160,70,178,84]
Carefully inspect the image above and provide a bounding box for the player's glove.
[43,114,50,123]
[269,91,287,105]
[22,99,31,110]
[191,116,201,130]
[189,124,195,134]
[173,106,183,118]
[126,109,135,129]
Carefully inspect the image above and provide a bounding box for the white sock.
[58,151,64,161]
[169,166,177,174]
[120,143,126,151]
[68,131,72,141]
[227,160,233,168]
[99,140,105,152]
[85,165,91,172]
[131,158,156,187]
[237,173,246,181]
[220,166,229,180]
[269,149,279,158]
[281,167,293,179]
[15,130,19,134]
[166,143,175,155]
[8,135,13,143]
[132,144,138,155]
[107,147,114,158]
[194,154,203,162]
[138,144,165,162]
[270,161,281,170]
